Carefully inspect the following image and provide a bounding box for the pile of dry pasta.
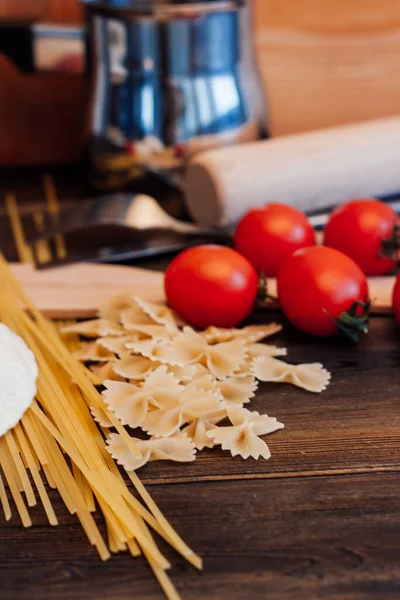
[65,293,331,470]
[0,255,200,600]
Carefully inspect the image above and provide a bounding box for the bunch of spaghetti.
[0,255,200,600]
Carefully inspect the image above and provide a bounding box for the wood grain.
[10,262,165,318]
[255,0,400,135]
[1,170,400,599]
[1,471,400,600]
[1,313,400,600]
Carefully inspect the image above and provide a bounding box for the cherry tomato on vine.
[234,203,316,277]
[392,274,400,325]
[324,199,398,276]
[277,246,370,340]
[164,245,258,329]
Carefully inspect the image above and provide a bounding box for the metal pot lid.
[83,0,242,16]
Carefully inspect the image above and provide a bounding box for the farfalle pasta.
[142,387,224,438]
[126,338,184,366]
[67,292,331,470]
[171,327,246,379]
[98,292,136,322]
[63,318,124,338]
[246,343,288,358]
[73,341,115,362]
[90,361,125,382]
[120,322,175,342]
[216,375,258,405]
[200,323,282,344]
[182,411,226,450]
[98,334,142,356]
[113,355,159,380]
[207,406,284,460]
[252,356,331,393]
[107,432,196,471]
[103,367,184,429]
[90,404,114,428]
[134,297,179,332]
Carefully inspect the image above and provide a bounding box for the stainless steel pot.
[0,0,265,188]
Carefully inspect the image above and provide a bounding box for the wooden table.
[1,168,400,599]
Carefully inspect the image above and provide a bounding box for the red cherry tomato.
[277,246,370,339]
[324,199,397,276]
[392,274,400,324]
[164,245,258,328]
[234,203,316,277]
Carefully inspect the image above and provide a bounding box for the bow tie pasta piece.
[165,364,198,383]
[205,339,247,380]
[107,432,196,471]
[90,404,114,428]
[134,297,179,332]
[73,341,115,362]
[171,328,247,379]
[103,368,184,428]
[247,343,288,358]
[207,405,284,460]
[62,318,124,338]
[126,338,184,366]
[252,356,331,393]
[232,345,287,378]
[98,334,142,356]
[142,365,185,399]
[184,373,219,395]
[98,292,136,322]
[189,363,211,378]
[142,387,224,438]
[0,324,38,437]
[201,323,282,344]
[200,326,244,344]
[102,380,160,428]
[169,328,206,364]
[216,375,258,405]
[113,355,158,380]
[120,322,177,342]
[120,307,156,330]
[230,406,284,436]
[90,361,125,382]
[114,357,197,383]
[182,409,227,450]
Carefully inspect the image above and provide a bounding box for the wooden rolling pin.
[10,262,396,319]
[185,117,400,227]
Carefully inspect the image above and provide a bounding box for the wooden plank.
[9,262,165,318]
[0,472,399,599]
[8,262,396,318]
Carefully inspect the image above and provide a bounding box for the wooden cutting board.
[9,262,396,319]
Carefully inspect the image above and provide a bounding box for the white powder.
[0,324,38,437]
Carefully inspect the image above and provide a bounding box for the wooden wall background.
[1,0,400,164]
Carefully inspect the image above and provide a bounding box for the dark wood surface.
[0,168,400,600]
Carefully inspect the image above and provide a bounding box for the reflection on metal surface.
[89,7,263,187]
